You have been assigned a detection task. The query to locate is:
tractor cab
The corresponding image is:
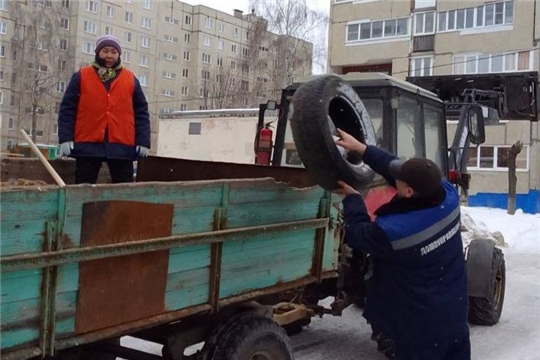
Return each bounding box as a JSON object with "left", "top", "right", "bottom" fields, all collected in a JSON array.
[{"left": 258, "top": 72, "right": 486, "bottom": 190}]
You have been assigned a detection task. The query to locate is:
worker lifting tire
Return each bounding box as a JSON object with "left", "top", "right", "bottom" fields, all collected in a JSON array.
[
  {"left": 201, "top": 314, "right": 293, "bottom": 360},
  {"left": 467, "top": 243, "right": 506, "bottom": 325},
  {"left": 290, "top": 75, "right": 377, "bottom": 191}
]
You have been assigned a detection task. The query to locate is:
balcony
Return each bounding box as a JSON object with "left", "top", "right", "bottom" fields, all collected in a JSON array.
[{"left": 413, "top": 35, "right": 435, "bottom": 52}]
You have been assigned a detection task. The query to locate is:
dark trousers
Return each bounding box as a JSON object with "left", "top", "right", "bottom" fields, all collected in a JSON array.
[{"left": 75, "top": 157, "right": 134, "bottom": 184}]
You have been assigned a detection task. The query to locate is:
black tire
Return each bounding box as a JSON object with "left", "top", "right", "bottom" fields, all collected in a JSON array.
[
  {"left": 202, "top": 315, "right": 293, "bottom": 360},
  {"left": 290, "top": 75, "right": 376, "bottom": 191},
  {"left": 468, "top": 247, "right": 506, "bottom": 325}
]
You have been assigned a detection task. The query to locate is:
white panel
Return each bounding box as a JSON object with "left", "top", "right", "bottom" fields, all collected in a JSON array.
[{"left": 415, "top": 0, "right": 436, "bottom": 9}]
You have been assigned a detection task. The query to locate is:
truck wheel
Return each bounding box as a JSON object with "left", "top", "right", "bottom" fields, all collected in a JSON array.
[
  {"left": 468, "top": 246, "right": 506, "bottom": 325},
  {"left": 202, "top": 315, "right": 293, "bottom": 360},
  {"left": 290, "top": 75, "right": 376, "bottom": 191}
]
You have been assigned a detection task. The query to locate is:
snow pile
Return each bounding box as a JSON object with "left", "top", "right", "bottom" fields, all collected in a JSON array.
[{"left": 461, "top": 206, "right": 540, "bottom": 252}]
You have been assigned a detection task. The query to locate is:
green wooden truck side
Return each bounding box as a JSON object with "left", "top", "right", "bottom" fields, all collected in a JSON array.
[{"left": 1, "top": 159, "right": 340, "bottom": 360}]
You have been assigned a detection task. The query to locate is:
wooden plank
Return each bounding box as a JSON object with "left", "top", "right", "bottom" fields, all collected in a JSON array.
[
  {"left": 64, "top": 183, "right": 223, "bottom": 217},
  {"left": 0, "top": 219, "right": 47, "bottom": 256},
  {"left": 165, "top": 267, "right": 210, "bottom": 292},
  {"left": 0, "top": 326, "right": 39, "bottom": 350},
  {"left": 1, "top": 269, "right": 42, "bottom": 303},
  {"left": 221, "top": 247, "right": 313, "bottom": 276},
  {"left": 221, "top": 230, "right": 315, "bottom": 256},
  {"left": 168, "top": 245, "right": 211, "bottom": 274},
  {"left": 0, "top": 189, "right": 59, "bottom": 222},
  {"left": 228, "top": 180, "right": 324, "bottom": 204},
  {"left": 165, "top": 284, "right": 210, "bottom": 311},
  {"left": 226, "top": 198, "right": 321, "bottom": 228},
  {"left": 220, "top": 261, "right": 312, "bottom": 298},
  {"left": 76, "top": 201, "right": 173, "bottom": 334},
  {"left": 56, "top": 264, "right": 79, "bottom": 294}
]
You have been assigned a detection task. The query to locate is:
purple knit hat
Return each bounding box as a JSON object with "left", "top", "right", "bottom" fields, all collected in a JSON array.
[{"left": 95, "top": 35, "right": 122, "bottom": 55}]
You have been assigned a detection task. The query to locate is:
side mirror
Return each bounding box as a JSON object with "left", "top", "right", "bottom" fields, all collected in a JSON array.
[{"left": 468, "top": 105, "right": 485, "bottom": 145}]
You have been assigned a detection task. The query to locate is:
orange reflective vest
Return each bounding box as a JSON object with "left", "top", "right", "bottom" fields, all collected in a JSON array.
[{"left": 75, "top": 66, "right": 135, "bottom": 146}]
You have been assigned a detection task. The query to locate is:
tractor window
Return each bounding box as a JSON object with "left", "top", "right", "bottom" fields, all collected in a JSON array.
[
  {"left": 424, "top": 106, "right": 444, "bottom": 169},
  {"left": 396, "top": 96, "right": 422, "bottom": 159},
  {"left": 362, "top": 99, "right": 384, "bottom": 149}
]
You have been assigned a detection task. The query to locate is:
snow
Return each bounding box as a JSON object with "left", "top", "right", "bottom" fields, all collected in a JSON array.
[{"left": 121, "top": 206, "right": 540, "bottom": 359}]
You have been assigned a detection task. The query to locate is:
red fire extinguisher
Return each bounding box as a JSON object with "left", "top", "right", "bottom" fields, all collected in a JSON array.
[{"left": 255, "top": 123, "right": 273, "bottom": 165}]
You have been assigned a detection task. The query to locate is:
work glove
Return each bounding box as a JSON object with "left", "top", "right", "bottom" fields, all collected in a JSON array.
[
  {"left": 59, "top": 141, "right": 74, "bottom": 157},
  {"left": 136, "top": 145, "right": 149, "bottom": 158}
]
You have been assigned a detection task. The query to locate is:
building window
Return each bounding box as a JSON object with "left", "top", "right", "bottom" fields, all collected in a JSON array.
[
  {"left": 85, "top": 0, "right": 97, "bottom": 13},
  {"left": 410, "top": 57, "right": 433, "bottom": 76},
  {"left": 346, "top": 17, "right": 409, "bottom": 42},
  {"left": 58, "top": 60, "right": 67, "bottom": 71},
  {"left": 141, "top": 17, "right": 151, "bottom": 29},
  {"left": 205, "top": 17, "right": 213, "bottom": 28},
  {"left": 202, "top": 53, "right": 211, "bottom": 64},
  {"left": 105, "top": 26, "right": 113, "bottom": 35},
  {"left": 59, "top": 39, "right": 68, "bottom": 51},
  {"left": 163, "top": 53, "right": 177, "bottom": 61},
  {"left": 7, "top": 139, "right": 14, "bottom": 150},
  {"left": 142, "top": 0, "right": 152, "bottom": 10},
  {"left": 203, "top": 35, "right": 211, "bottom": 46},
  {"left": 140, "top": 36, "right": 150, "bottom": 48},
  {"left": 0, "top": 44, "right": 5, "bottom": 57},
  {"left": 84, "top": 21, "right": 97, "bottom": 34},
  {"left": 453, "top": 51, "right": 531, "bottom": 74},
  {"left": 242, "top": 47, "right": 250, "bottom": 57},
  {"left": 162, "top": 71, "right": 176, "bottom": 79},
  {"left": 0, "top": 68, "right": 3, "bottom": 81},
  {"left": 182, "top": 69, "right": 189, "bottom": 78},
  {"left": 164, "top": 34, "right": 178, "bottom": 43},
  {"left": 181, "top": 86, "right": 188, "bottom": 96},
  {"left": 83, "top": 41, "right": 96, "bottom": 54},
  {"left": 183, "top": 51, "right": 190, "bottom": 61},
  {"left": 218, "top": 40, "right": 224, "bottom": 50},
  {"left": 53, "top": 124, "right": 58, "bottom": 135},
  {"left": 189, "top": 122, "right": 201, "bottom": 135},
  {"left": 0, "top": 0, "right": 8, "bottom": 11},
  {"left": 231, "top": 60, "right": 236, "bottom": 69},
  {"left": 139, "top": 55, "right": 149, "bottom": 67},
  {"left": 219, "top": 22, "right": 225, "bottom": 32},
  {"left": 180, "top": 104, "right": 187, "bottom": 111},
  {"left": 60, "top": 18, "right": 69, "bottom": 30},
  {"left": 165, "top": 16, "right": 179, "bottom": 25},
  {"left": 414, "top": 11, "right": 435, "bottom": 35},
  {"left": 231, "top": 44, "right": 237, "bottom": 53},
  {"left": 61, "top": 0, "right": 69, "bottom": 8},
  {"left": 202, "top": 70, "right": 210, "bottom": 80},
  {"left": 56, "top": 81, "right": 66, "bottom": 92},
  {"left": 8, "top": 116, "right": 15, "bottom": 129},
  {"left": 107, "top": 5, "right": 114, "bottom": 17},
  {"left": 184, "top": 33, "right": 191, "bottom": 43},
  {"left": 0, "top": 21, "right": 6, "bottom": 34},
  {"left": 124, "top": 31, "right": 132, "bottom": 43},
  {"left": 161, "top": 89, "right": 175, "bottom": 97},
  {"left": 242, "top": 64, "right": 249, "bottom": 74},
  {"left": 138, "top": 74, "right": 148, "bottom": 87},
  {"left": 467, "top": 145, "right": 529, "bottom": 171},
  {"left": 217, "top": 56, "right": 223, "bottom": 66},
  {"left": 185, "top": 15, "right": 192, "bottom": 26},
  {"left": 233, "top": 27, "right": 239, "bottom": 37},
  {"left": 438, "top": 1, "right": 513, "bottom": 32},
  {"left": 123, "top": 50, "right": 131, "bottom": 63},
  {"left": 125, "top": 12, "right": 133, "bottom": 23}
]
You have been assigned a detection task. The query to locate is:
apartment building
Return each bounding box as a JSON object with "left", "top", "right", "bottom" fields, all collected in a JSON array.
[
  {"left": 0, "top": 0, "right": 312, "bottom": 155},
  {"left": 329, "top": 0, "right": 539, "bottom": 213}
]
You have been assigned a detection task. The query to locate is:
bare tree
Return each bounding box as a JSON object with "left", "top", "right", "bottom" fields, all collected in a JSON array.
[
  {"left": 507, "top": 140, "right": 523, "bottom": 215},
  {"left": 249, "top": 0, "right": 328, "bottom": 87},
  {"left": 10, "top": 0, "right": 70, "bottom": 148}
]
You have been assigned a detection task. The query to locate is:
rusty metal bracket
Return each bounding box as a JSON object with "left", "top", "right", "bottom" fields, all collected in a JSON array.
[
  {"left": 209, "top": 184, "right": 229, "bottom": 314},
  {"left": 311, "top": 195, "right": 331, "bottom": 282},
  {"left": 273, "top": 302, "right": 314, "bottom": 326}
]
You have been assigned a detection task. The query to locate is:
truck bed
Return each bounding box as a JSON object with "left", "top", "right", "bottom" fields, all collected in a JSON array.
[{"left": 0, "top": 157, "right": 339, "bottom": 359}]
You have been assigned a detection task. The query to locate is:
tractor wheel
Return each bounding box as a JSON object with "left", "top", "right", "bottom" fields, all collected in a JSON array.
[
  {"left": 202, "top": 315, "right": 293, "bottom": 360},
  {"left": 468, "top": 246, "right": 506, "bottom": 325},
  {"left": 290, "top": 75, "right": 376, "bottom": 191}
]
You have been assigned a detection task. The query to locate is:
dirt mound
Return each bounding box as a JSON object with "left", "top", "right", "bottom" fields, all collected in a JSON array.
[{"left": 0, "top": 178, "right": 51, "bottom": 187}]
